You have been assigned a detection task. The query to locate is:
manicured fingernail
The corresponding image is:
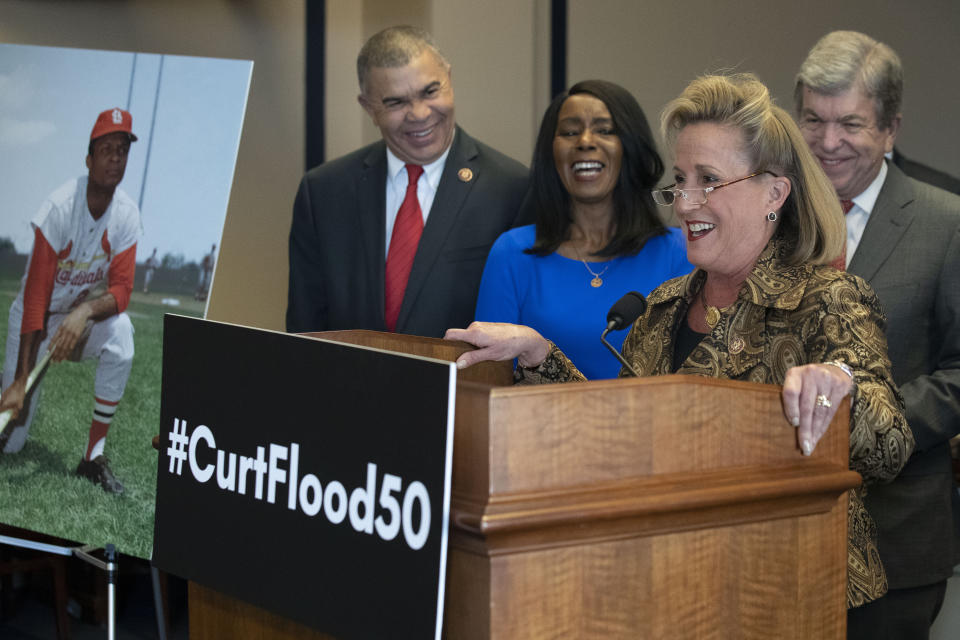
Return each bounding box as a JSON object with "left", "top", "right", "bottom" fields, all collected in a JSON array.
[
  {"left": 790, "top": 416, "right": 800, "bottom": 427},
  {"left": 456, "top": 359, "right": 467, "bottom": 369},
  {"left": 802, "top": 439, "right": 813, "bottom": 456}
]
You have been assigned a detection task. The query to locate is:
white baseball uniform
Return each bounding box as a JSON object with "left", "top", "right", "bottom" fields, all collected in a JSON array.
[{"left": 2, "top": 176, "right": 141, "bottom": 453}]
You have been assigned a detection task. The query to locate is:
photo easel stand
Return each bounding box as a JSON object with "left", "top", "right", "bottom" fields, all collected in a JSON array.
[{"left": 0, "top": 533, "right": 132, "bottom": 640}]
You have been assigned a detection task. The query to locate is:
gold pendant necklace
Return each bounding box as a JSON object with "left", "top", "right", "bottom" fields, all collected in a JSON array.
[
  {"left": 573, "top": 247, "right": 612, "bottom": 288},
  {"left": 700, "top": 289, "right": 727, "bottom": 329}
]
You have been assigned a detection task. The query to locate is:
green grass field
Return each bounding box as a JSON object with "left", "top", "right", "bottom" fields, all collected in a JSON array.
[{"left": 0, "top": 278, "right": 204, "bottom": 559}]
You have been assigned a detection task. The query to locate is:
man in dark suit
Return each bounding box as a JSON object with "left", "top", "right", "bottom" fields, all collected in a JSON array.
[
  {"left": 796, "top": 30, "right": 960, "bottom": 639},
  {"left": 287, "top": 25, "right": 529, "bottom": 337}
]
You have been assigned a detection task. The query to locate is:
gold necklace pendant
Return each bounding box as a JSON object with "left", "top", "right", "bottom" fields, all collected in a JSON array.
[
  {"left": 704, "top": 305, "right": 721, "bottom": 328},
  {"left": 700, "top": 288, "right": 726, "bottom": 329},
  {"left": 573, "top": 246, "right": 612, "bottom": 288}
]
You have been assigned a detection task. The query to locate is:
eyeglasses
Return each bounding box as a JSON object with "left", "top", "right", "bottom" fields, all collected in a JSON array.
[{"left": 651, "top": 170, "right": 776, "bottom": 206}]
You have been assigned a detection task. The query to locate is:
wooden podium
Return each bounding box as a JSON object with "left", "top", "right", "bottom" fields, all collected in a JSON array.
[{"left": 187, "top": 330, "right": 858, "bottom": 639}]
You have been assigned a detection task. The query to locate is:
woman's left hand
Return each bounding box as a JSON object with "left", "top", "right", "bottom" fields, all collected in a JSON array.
[
  {"left": 444, "top": 322, "right": 551, "bottom": 370},
  {"left": 781, "top": 363, "right": 854, "bottom": 456}
]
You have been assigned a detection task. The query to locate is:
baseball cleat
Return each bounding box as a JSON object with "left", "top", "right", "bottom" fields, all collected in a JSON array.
[{"left": 76, "top": 455, "right": 125, "bottom": 495}]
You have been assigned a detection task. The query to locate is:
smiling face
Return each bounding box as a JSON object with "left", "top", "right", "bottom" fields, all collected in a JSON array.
[
  {"left": 671, "top": 122, "right": 786, "bottom": 281},
  {"left": 552, "top": 94, "right": 623, "bottom": 209},
  {"left": 798, "top": 85, "right": 898, "bottom": 200},
  {"left": 358, "top": 49, "right": 456, "bottom": 165},
  {"left": 85, "top": 131, "right": 131, "bottom": 191}
]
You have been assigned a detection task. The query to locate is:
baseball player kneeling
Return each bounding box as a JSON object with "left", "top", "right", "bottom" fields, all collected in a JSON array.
[{"left": 0, "top": 108, "right": 141, "bottom": 495}]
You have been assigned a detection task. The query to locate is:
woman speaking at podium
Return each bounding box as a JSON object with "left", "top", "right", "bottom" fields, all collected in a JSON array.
[{"left": 446, "top": 73, "right": 913, "bottom": 610}]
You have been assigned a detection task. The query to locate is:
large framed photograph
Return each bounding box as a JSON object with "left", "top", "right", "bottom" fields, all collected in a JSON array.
[{"left": 0, "top": 43, "right": 252, "bottom": 559}]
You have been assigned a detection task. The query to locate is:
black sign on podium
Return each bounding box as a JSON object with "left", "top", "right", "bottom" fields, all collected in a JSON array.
[{"left": 153, "top": 316, "right": 456, "bottom": 640}]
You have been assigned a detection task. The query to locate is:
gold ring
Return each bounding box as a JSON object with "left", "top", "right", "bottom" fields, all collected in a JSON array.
[{"left": 815, "top": 394, "right": 832, "bottom": 409}]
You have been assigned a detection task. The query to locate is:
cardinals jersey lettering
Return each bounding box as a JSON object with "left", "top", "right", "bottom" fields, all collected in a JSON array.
[{"left": 14, "top": 176, "right": 142, "bottom": 320}]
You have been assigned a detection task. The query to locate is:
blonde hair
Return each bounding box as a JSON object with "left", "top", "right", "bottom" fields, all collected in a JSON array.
[{"left": 661, "top": 73, "right": 844, "bottom": 265}]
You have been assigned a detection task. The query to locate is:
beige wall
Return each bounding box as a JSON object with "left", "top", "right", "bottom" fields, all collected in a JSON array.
[
  {"left": 568, "top": 0, "right": 960, "bottom": 177},
  {"left": 4, "top": 0, "right": 957, "bottom": 332},
  {"left": 325, "top": 0, "right": 432, "bottom": 158},
  {"left": 0, "top": 0, "right": 305, "bottom": 331},
  {"left": 324, "top": 1, "right": 366, "bottom": 177},
  {"left": 325, "top": 0, "right": 544, "bottom": 165}
]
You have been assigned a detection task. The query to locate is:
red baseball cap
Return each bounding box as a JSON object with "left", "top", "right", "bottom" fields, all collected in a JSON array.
[{"left": 90, "top": 108, "right": 138, "bottom": 142}]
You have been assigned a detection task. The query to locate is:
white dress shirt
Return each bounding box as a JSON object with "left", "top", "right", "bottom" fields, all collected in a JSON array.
[
  {"left": 844, "top": 159, "right": 889, "bottom": 267},
  {"left": 383, "top": 136, "right": 453, "bottom": 258}
]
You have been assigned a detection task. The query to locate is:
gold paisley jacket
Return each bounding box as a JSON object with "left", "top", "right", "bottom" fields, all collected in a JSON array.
[{"left": 520, "top": 238, "right": 914, "bottom": 608}]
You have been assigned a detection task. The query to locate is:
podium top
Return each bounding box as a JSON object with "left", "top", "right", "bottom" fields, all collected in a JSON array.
[{"left": 300, "top": 329, "right": 514, "bottom": 386}]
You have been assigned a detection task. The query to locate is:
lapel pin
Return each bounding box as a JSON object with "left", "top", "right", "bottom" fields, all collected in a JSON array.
[
  {"left": 729, "top": 336, "right": 745, "bottom": 355},
  {"left": 458, "top": 167, "right": 474, "bottom": 182}
]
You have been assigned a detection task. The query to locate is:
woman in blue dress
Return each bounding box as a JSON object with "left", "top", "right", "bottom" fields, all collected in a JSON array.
[{"left": 475, "top": 80, "right": 692, "bottom": 378}]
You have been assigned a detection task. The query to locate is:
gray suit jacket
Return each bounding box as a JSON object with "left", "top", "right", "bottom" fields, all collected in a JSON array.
[
  {"left": 849, "top": 161, "right": 960, "bottom": 588},
  {"left": 286, "top": 127, "right": 530, "bottom": 338}
]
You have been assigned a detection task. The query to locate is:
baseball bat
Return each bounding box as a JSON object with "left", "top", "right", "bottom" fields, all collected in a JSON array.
[{"left": 0, "top": 349, "right": 54, "bottom": 436}]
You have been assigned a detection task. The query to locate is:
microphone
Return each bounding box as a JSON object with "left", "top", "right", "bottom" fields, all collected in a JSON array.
[{"left": 601, "top": 292, "right": 646, "bottom": 377}]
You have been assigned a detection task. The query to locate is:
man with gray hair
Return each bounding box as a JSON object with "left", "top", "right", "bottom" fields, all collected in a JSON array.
[
  {"left": 796, "top": 29, "right": 960, "bottom": 639},
  {"left": 287, "top": 25, "right": 529, "bottom": 337}
]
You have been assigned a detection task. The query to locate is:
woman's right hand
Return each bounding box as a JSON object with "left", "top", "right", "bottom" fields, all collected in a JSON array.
[{"left": 444, "top": 322, "right": 551, "bottom": 370}]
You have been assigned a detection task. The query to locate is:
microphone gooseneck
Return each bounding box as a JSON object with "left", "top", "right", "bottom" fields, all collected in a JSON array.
[{"left": 601, "top": 292, "right": 647, "bottom": 377}]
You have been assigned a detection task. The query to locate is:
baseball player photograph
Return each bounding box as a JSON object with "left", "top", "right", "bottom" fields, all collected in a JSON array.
[
  {"left": 0, "top": 108, "right": 140, "bottom": 495},
  {"left": 0, "top": 43, "right": 252, "bottom": 559}
]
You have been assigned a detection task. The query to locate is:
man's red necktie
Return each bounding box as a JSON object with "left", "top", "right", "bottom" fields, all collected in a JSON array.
[
  {"left": 829, "top": 199, "right": 855, "bottom": 271},
  {"left": 384, "top": 164, "right": 424, "bottom": 332}
]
